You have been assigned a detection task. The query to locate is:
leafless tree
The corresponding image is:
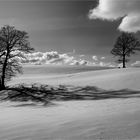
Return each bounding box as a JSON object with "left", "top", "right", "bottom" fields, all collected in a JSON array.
[
  {"left": 111, "top": 32, "right": 140, "bottom": 68},
  {"left": 0, "top": 25, "right": 34, "bottom": 89}
]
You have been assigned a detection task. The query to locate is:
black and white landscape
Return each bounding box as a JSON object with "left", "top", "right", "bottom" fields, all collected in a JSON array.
[{"left": 0, "top": 0, "right": 140, "bottom": 140}]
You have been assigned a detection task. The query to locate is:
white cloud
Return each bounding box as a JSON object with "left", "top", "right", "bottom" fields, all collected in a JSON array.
[
  {"left": 101, "top": 56, "right": 105, "bottom": 60},
  {"left": 98, "top": 62, "right": 105, "bottom": 67},
  {"left": 131, "top": 61, "right": 140, "bottom": 67},
  {"left": 16, "top": 51, "right": 91, "bottom": 66},
  {"left": 92, "top": 61, "right": 115, "bottom": 67},
  {"left": 79, "top": 54, "right": 85, "bottom": 57},
  {"left": 70, "top": 59, "right": 89, "bottom": 66},
  {"left": 92, "top": 55, "right": 98, "bottom": 61},
  {"left": 23, "top": 51, "right": 74, "bottom": 65},
  {"left": 15, "top": 51, "right": 115, "bottom": 67},
  {"left": 89, "top": 0, "right": 140, "bottom": 32},
  {"left": 98, "top": 62, "right": 114, "bottom": 67}
]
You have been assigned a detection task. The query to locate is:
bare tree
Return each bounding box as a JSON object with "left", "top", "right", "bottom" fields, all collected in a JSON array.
[
  {"left": 0, "top": 25, "right": 34, "bottom": 89},
  {"left": 111, "top": 32, "right": 140, "bottom": 68}
]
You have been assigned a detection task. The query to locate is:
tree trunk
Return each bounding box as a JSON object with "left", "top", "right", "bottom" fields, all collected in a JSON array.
[
  {"left": 122, "top": 45, "right": 126, "bottom": 68},
  {"left": 122, "top": 54, "right": 126, "bottom": 68},
  {"left": 1, "top": 50, "right": 9, "bottom": 90},
  {"left": 0, "top": 78, "right": 2, "bottom": 90},
  {"left": 1, "top": 64, "right": 6, "bottom": 89}
]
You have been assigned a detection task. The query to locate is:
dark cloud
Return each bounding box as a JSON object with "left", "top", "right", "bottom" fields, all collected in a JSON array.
[{"left": 89, "top": 0, "right": 140, "bottom": 32}]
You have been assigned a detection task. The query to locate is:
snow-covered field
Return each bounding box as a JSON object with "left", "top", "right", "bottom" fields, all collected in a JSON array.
[
  {"left": 1, "top": 67, "right": 140, "bottom": 140},
  {"left": 10, "top": 67, "right": 140, "bottom": 90},
  {"left": 0, "top": 98, "right": 140, "bottom": 140}
]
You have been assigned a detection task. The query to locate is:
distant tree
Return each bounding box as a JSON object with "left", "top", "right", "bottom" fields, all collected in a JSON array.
[
  {"left": 0, "top": 25, "right": 34, "bottom": 89},
  {"left": 111, "top": 32, "right": 140, "bottom": 68}
]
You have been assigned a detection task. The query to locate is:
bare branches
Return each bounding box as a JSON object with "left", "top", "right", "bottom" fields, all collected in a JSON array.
[
  {"left": 111, "top": 32, "right": 140, "bottom": 68},
  {"left": 0, "top": 25, "right": 34, "bottom": 89}
]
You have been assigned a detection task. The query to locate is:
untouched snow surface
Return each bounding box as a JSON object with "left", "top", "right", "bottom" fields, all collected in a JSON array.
[
  {"left": 0, "top": 99, "right": 140, "bottom": 140},
  {"left": 10, "top": 68, "right": 140, "bottom": 90},
  {"left": 1, "top": 68, "right": 140, "bottom": 140}
]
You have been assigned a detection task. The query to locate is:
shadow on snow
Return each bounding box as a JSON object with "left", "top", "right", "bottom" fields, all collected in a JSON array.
[{"left": 0, "top": 83, "right": 140, "bottom": 106}]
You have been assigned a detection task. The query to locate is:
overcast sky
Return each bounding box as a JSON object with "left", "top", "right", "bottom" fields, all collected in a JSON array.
[{"left": 0, "top": 0, "right": 140, "bottom": 66}]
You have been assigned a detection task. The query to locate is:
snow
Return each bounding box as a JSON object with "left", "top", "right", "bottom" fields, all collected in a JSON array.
[
  {"left": 0, "top": 99, "right": 140, "bottom": 140},
  {"left": 10, "top": 68, "right": 140, "bottom": 90},
  {"left": 1, "top": 67, "right": 140, "bottom": 140}
]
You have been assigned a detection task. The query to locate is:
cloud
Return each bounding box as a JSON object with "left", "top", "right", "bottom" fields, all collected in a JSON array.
[
  {"left": 92, "top": 55, "right": 98, "bottom": 61},
  {"left": 70, "top": 59, "right": 89, "bottom": 66},
  {"left": 131, "top": 61, "right": 140, "bottom": 67},
  {"left": 17, "top": 51, "right": 91, "bottom": 66},
  {"left": 92, "top": 55, "right": 107, "bottom": 61},
  {"left": 92, "top": 58, "right": 115, "bottom": 67},
  {"left": 15, "top": 51, "right": 115, "bottom": 67},
  {"left": 101, "top": 56, "right": 105, "bottom": 60},
  {"left": 98, "top": 62, "right": 114, "bottom": 67},
  {"left": 92, "top": 55, "right": 114, "bottom": 67},
  {"left": 23, "top": 51, "right": 74, "bottom": 65},
  {"left": 89, "top": 0, "right": 140, "bottom": 32},
  {"left": 79, "top": 55, "right": 85, "bottom": 57}
]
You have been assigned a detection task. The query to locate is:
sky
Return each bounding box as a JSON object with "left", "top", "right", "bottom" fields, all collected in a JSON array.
[{"left": 0, "top": 0, "right": 140, "bottom": 67}]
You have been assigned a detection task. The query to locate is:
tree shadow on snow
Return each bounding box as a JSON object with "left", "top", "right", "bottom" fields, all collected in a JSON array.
[{"left": 0, "top": 84, "right": 140, "bottom": 106}]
